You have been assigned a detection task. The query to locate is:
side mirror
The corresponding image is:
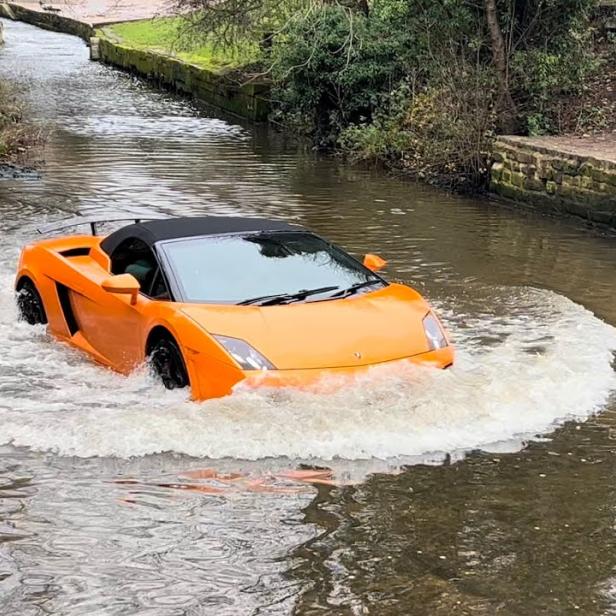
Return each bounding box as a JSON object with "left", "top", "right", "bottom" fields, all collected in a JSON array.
[
  {"left": 363, "top": 253, "right": 387, "bottom": 272},
  {"left": 102, "top": 273, "right": 140, "bottom": 305}
]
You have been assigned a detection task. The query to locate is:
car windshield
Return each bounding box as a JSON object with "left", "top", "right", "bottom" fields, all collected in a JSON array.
[{"left": 159, "top": 231, "right": 383, "bottom": 304}]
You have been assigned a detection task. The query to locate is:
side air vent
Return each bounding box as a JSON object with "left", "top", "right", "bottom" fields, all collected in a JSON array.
[
  {"left": 55, "top": 283, "right": 79, "bottom": 336},
  {"left": 59, "top": 247, "right": 91, "bottom": 258}
]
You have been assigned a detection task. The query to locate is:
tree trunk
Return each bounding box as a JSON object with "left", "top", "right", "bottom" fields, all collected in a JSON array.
[
  {"left": 357, "top": 0, "right": 369, "bottom": 17},
  {"left": 484, "top": 0, "right": 517, "bottom": 133}
]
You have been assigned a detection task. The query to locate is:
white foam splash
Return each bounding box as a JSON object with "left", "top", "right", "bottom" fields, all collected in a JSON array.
[{"left": 1, "top": 258, "right": 615, "bottom": 461}]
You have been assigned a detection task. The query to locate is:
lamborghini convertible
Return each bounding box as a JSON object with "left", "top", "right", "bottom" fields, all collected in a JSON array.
[{"left": 15, "top": 215, "right": 454, "bottom": 400}]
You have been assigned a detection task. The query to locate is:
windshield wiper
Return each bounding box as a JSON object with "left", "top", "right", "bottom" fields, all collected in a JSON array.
[
  {"left": 238, "top": 286, "right": 340, "bottom": 306},
  {"left": 328, "top": 279, "right": 383, "bottom": 299}
]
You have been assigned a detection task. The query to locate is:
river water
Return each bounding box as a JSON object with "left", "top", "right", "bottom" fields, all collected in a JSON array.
[{"left": 0, "top": 19, "right": 615, "bottom": 616}]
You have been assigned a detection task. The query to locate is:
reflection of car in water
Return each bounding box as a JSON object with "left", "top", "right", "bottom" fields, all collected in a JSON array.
[{"left": 15, "top": 215, "right": 454, "bottom": 400}]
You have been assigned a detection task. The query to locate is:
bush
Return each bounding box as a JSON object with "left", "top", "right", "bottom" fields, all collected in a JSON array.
[
  {"left": 177, "top": 0, "right": 605, "bottom": 188},
  {"left": 510, "top": 23, "right": 600, "bottom": 134},
  {"left": 270, "top": 5, "right": 415, "bottom": 147},
  {"left": 340, "top": 66, "right": 497, "bottom": 189}
]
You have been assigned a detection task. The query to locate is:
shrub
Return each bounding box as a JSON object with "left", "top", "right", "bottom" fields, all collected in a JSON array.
[
  {"left": 340, "top": 65, "right": 497, "bottom": 189},
  {"left": 510, "top": 25, "right": 600, "bottom": 134},
  {"left": 172, "top": 0, "right": 606, "bottom": 187},
  {"left": 270, "top": 4, "right": 415, "bottom": 147}
]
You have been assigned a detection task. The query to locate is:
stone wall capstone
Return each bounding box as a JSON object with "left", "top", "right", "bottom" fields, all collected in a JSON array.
[{"left": 490, "top": 137, "right": 616, "bottom": 227}]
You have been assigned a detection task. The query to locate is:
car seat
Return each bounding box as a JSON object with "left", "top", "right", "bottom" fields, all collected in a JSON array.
[{"left": 124, "top": 258, "right": 155, "bottom": 289}]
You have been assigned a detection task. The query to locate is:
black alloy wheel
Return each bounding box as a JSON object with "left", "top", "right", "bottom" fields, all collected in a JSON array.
[
  {"left": 149, "top": 336, "right": 189, "bottom": 390},
  {"left": 17, "top": 279, "right": 47, "bottom": 325}
]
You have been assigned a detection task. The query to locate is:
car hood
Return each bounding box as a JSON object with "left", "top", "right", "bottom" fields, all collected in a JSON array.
[{"left": 180, "top": 283, "right": 434, "bottom": 370}]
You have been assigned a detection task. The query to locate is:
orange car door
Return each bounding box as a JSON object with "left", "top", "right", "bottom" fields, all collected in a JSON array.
[{"left": 69, "top": 285, "right": 147, "bottom": 373}]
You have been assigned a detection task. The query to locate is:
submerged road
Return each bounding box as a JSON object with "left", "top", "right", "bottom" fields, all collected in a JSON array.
[{"left": 0, "top": 19, "right": 616, "bottom": 616}]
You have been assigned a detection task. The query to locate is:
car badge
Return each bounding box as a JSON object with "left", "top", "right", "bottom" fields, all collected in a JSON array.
[{"left": 354, "top": 351, "right": 362, "bottom": 360}]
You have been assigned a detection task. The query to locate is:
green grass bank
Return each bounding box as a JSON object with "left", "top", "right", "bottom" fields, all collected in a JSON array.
[
  {"left": 102, "top": 18, "right": 259, "bottom": 73},
  {"left": 95, "top": 18, "right": 269, "bottom": 121}
]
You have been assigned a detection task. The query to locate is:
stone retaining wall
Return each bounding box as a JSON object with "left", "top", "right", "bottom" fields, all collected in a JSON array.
[
  {"left": 0, "top": 3, "right": 271, "bottom": 122},
  {"left": 0, "top": 2, "right": 93, "bottom": 40},
  {"left": 97, "top": 38, "right": 270, "bottom": 122},
  {"left": 490, "top": 137, "right": 616, "bottom": 227}
]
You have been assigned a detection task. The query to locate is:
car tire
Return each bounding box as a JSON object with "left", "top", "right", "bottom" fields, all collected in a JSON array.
[
  {"left": 149, "top": 335, "right": 189, "bottom": 390},
  {"left": 16, "top": 279, "right": 48, "bottom": 325}
]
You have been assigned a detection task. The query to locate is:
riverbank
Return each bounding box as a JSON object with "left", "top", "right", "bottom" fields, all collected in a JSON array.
[
  {"left": 0, "top": 77, "right": 42, "bottom": 173},
  {"left": 0, "top": 1, "right": 93, "bottom": 39},
  {"left": 0, "top": 0, "right": 169, "bottom": 39},
  {"left": 0, "top": 1, "right": 614, "bottom": 226},
  {"left": 96, "top": 19, "right": 269, "bottom": 121},
  {"left": 0, "top": 2, "right": 271, "bottom": 121},
  {"left": 490, "top": 135, "right": 616, "bottom": 226}
]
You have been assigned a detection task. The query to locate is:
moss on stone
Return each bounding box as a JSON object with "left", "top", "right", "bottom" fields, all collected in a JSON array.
[
  {"left": 97, "top": 38, "right": 270, "bottom": 122},
  {"left": 511, "top": 171, "right": 526, "bottom": 188},
  {"left": 490, "top": 138, "right": 616, "bottom": 227},
  {"left": 545, "top": 180, "right": 557, "bottom": 195},
  {"left": 524, "top": 177, "right": 545, "bottom": 192}
]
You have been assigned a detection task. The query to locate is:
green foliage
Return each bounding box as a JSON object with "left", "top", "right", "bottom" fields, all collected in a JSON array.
[
  {"left": 166, "top": 0, "right": 605, "bottom": 187},
  {"left": 496, "top": 0, "right": 597, "bottom": 47},
  {"left": 340, "top": 67, "right": 497, "bottom": 188},
  {"left": 509, "top": 14, "right": 600, "bottom": 134},
  {"left": 270, "top": 5, "right": 414, "bottom": 146}
]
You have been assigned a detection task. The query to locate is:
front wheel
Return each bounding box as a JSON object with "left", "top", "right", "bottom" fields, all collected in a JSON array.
[
  {"left": 16, "top": 279, "right": 47, "bottom": 325},
  {"left": 149, "top": 336, "right": 189, "bottom": 390}
]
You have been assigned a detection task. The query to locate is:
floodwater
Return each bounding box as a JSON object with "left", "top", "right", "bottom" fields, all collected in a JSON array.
[{"left": 0, "top": 19, "right": 615, "bottom": 616}]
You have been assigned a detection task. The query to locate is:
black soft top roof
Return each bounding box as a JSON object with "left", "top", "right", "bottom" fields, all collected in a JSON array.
[{"left": 100, "top": 216, "right": 304, "bottom": 255}]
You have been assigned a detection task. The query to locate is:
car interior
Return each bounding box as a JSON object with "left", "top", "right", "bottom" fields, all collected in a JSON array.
[{"left": 109, "top": 238, "right": 170, "bottom": 300}]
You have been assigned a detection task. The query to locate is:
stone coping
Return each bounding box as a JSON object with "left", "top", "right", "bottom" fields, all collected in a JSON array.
[
  {"left": 496, "top": 135, "right": 616, "bottom": 168},
  {"left": 490, "top": 136, "right": 616, "bottom": 227}
]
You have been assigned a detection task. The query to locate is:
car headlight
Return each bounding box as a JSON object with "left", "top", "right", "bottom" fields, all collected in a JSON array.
[
  {"left": 423, "top": 312, "right": 448, "bottom": 350},
  {"left": 213, "top": 335, "right": 276, "bottom": 371}
]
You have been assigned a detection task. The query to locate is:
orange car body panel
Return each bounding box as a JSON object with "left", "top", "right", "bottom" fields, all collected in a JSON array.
[{"left": 16, "top": 234, "right": 454, "bottom": 400}]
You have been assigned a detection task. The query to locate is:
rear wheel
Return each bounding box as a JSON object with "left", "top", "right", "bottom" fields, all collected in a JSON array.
[
  {"left": 16, "top": 279, "right": 47, "bottom": 325},
  {"left": 149, "top": 335, "right": 189, "bottom": 390}
]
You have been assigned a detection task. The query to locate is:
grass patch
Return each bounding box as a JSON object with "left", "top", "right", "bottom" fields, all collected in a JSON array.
[{"left": 101, "top": 17, "right": 259, "bottom": 73}]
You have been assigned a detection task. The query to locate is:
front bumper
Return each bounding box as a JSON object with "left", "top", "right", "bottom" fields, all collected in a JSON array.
[
  {"left": 188, "top": 346, "right": 454, "bottom": 401},
  {"left": 238, "top": 346, "right": 454, "bottom": 393}
]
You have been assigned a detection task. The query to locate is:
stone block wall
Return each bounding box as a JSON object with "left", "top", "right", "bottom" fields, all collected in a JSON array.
[
  {"left": 97, "top": 38, "right": 270, "bottom": 123},
  {"left": 0, "top": 3, "right": 94, "bottom": 40},
  {"left": 490, "top": 137, "right": 616, "bottom": 227}
]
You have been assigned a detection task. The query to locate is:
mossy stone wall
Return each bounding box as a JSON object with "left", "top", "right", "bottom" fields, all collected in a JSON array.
[
  {"left": 98, "top": 38, "right": 270, "bottom": 122},
  {"left": 0, "top": 3, "right": 270, "bottom": 122},
  {"left": 0, "top": 2, "right": 94, "bottom": 40},
  {"left": 490, "top": 137, "right": 616, "bottom": 227}
]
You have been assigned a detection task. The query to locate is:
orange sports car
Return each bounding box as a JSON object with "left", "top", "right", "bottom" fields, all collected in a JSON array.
[{"left": 15, "top": 215, "right": 454, "bottom": 400}]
